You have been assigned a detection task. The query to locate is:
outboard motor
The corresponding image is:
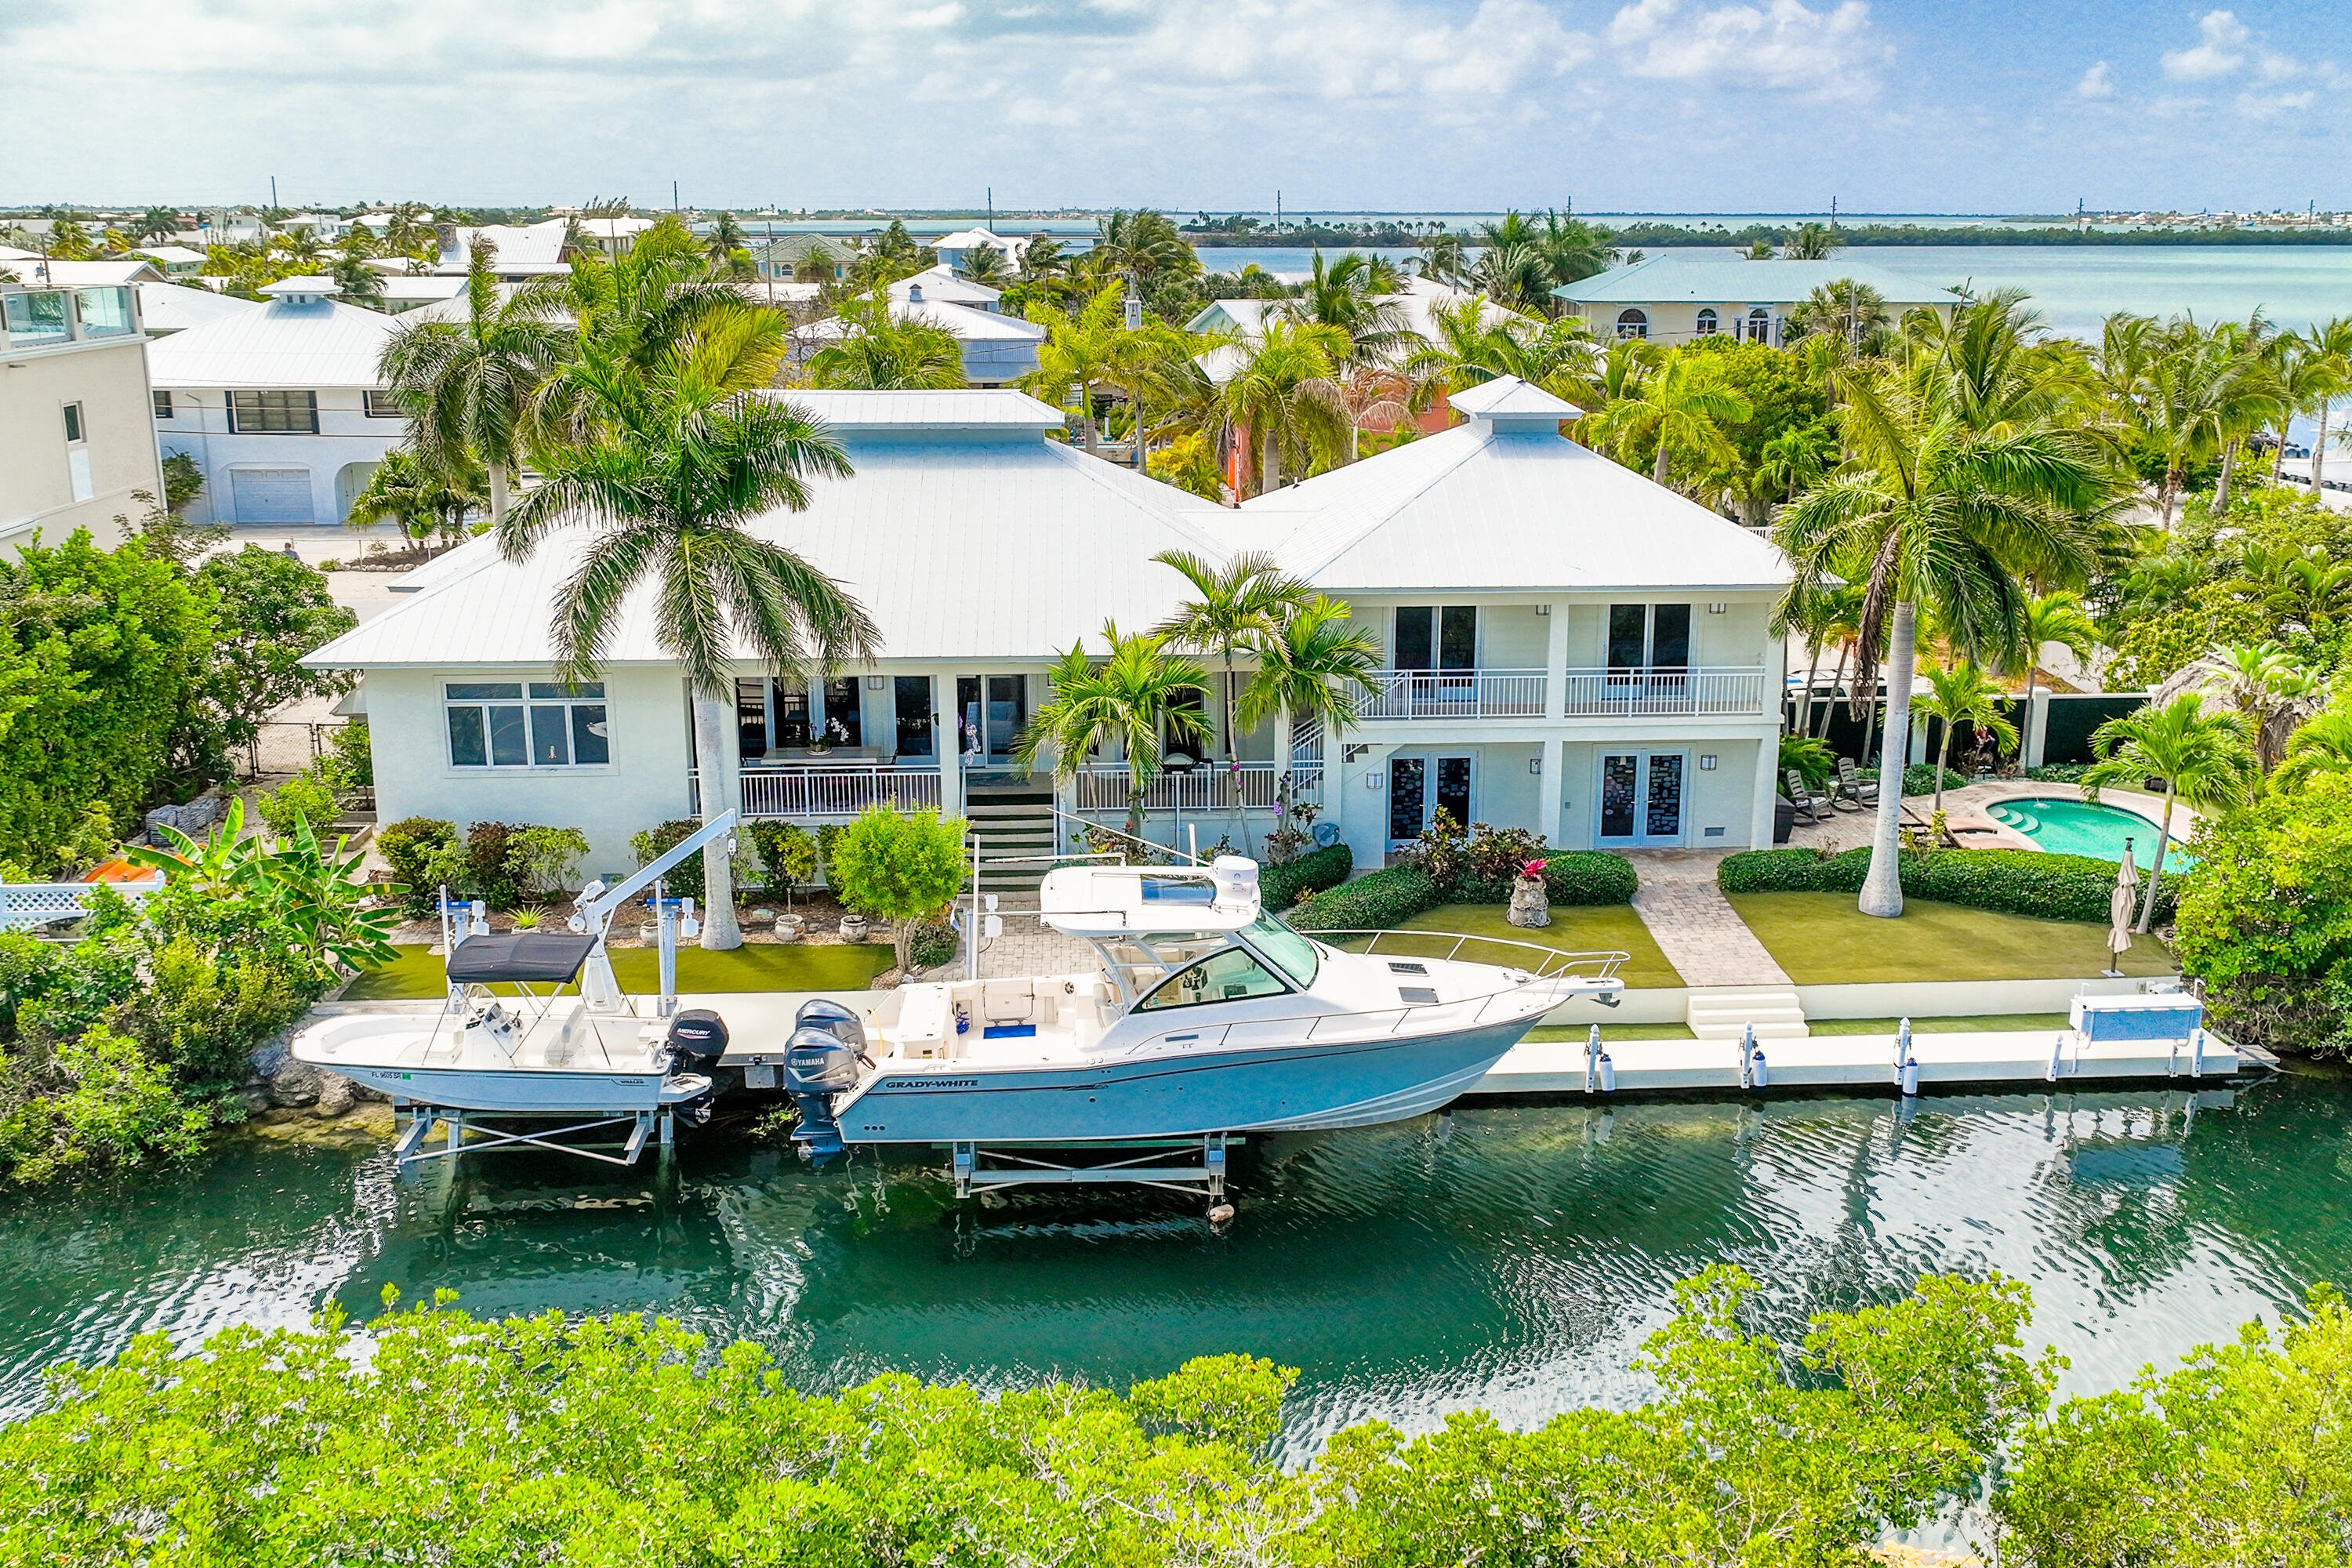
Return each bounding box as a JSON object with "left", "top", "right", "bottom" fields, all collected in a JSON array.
[
  {"left": 665, "top": 1009, "right": 728, "bottom": 1123},
  {"left": 785, "top": 1000, "right": 869, "bottom": 1157}
]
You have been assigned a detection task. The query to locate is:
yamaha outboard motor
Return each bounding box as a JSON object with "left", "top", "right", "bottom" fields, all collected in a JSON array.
[
  {"left": 785, "top": 1000, "right": 869, "bottom": 1157},
  {"left": 665, "top": 1009, "right": 728, "bottom": 1123}
]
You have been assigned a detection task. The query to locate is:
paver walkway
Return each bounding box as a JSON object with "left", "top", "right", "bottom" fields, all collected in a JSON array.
[{"left": 1618, "top": 850, "right": 1791, "bottom": 989}]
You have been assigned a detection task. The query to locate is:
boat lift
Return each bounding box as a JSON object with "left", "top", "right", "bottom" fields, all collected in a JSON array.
[
  {"left": 948, "top": 1134, "right": 1240, "bottom": 1219},
  {"left": 387, "top": 812, "right": 741, "bottom": 1170}
]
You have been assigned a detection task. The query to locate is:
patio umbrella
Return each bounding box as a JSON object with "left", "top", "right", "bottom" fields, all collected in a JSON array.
[{"left": 2105, "top": 842, "right": 2140, "bottom": 975}]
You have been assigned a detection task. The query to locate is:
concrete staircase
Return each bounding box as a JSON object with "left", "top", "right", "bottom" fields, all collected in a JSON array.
[
  {"left": 966, "top": 785, "right": 1057, "bottom": 900},
  {"left": 1686, "top": 987, "right": 1809, "bottom": 1041}
]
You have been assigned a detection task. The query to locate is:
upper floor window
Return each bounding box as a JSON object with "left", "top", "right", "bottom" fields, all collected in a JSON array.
[
  {"left": 1394, "top": 605, "right": 1476, "bottom": 671},
  {"left": 1607, "top": 603, "right": 1693, "bottom": 671},
  {"left": 445, "top": 681, "right": 609, "bottom": 768},
  {"left": 229, "top": 390, "right": 319, "bottom": 434},
  {"left": 363, "top": 389, "right": 406, "bottom": 418},
  {"left": 2, "top": 289, "right": 71, "bottom": 346},
  {"left": 62, "top": 402, "right": 85, "bottom": 443},
  {"left": 1615, "top": 308, "right": 1648, "bottom": 340},
  {"left": 153, "top": 390, "right": 174, "bottom": 420},
  {"left": 1695, "top": 308, "right": 1718, "bottom": 336},
  {"left": 74, "top": 286, "right": 135, "bottom": 339}
]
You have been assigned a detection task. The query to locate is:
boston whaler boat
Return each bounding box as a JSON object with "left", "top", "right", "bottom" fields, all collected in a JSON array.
[{"left": 780, "top": 856, "right": 1627, "bottom": 1207}]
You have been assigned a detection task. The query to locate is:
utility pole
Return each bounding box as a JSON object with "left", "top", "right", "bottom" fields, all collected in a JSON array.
[
  {"left": 673, "top": 180, "right": 679, "bottom": 214},
  {"left": 270, "top": 175, "right": 278, "bottom": 212},
  {"left": 1275, "top": 190, "right": 1282, "bottom": 232},
  {"left": 987, "top": 186, "right": 994, "bottom": 230},
  {"left": 1828, "top": 194, "right": 1837, "bottom": 228}
]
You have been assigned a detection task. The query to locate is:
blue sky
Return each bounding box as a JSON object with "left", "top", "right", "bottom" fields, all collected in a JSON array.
[{"left": 2, "top": 0, "right": 2343, "bottom": 212}]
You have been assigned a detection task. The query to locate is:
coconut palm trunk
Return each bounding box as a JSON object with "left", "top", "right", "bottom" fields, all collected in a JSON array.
[
  {"left": 2213, "top": 438, "right": 2238, "bottom": 515},
  {"left": 2135, "top": 788, "right": 2179, "bottom": 934},
  {"left": 2318, "top": 401, "right": 2333, "bottom": 492},
  {"left": 1860, "top": 600, "right": 1918, "bottom": 917},
  {"left": 487, "top": 462, "right": 511, "bottom": 530},
  {"left": 691, "top": 693, "right": 742, "bottom": 948}
]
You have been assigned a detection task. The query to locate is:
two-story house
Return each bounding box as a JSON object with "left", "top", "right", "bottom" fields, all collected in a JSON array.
[
  {"left": 1, "top": 272, "right": 166, "bottom": 557},
  {"left": 300, "top": 383, "right": 1791, "bottom": 880},
  {"left": 1554, "top": 256, "right": 1955, "bottom": 347},
  {"left": 147, "top": 276, "right": 405, "bottom": 525}
]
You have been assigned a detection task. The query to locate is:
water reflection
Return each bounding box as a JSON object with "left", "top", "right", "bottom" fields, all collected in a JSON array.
[{"left": 2, "top": 1079, "right": 2342, "bottom": 1444}]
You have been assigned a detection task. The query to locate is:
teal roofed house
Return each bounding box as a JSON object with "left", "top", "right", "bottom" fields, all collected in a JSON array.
[{"left": 1553, "top": 256, "right": 1957, "bottom": 348}]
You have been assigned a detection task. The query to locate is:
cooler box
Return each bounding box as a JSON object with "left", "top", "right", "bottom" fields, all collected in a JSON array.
[{"left": 2071, "top": 993, "right": 2203, "bottom": 1044}]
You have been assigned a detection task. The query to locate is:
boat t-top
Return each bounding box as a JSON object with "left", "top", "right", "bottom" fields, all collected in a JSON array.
[{"left": 782, "top": 857, "right": 1628, "bottom": 1171}]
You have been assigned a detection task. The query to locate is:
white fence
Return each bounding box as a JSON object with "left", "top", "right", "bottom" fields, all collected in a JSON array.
[
  {"left": 1069, "top": 761, "right": 1316, "bottom": 815},
  {"left": 695, "top": 764, "right": 946, "bottom": 820},
  {"left": 1559, "top": 666, "right": 1769, "bottom": 717},
  {"left": 1356, "top": 668, "right": 1547, "bottom": 720},
  {"left": 0, "top": 877, "right": 166, "bottom": 932}
]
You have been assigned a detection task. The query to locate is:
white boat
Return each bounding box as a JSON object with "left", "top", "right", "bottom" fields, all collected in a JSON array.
[{"left": 782, "top": 857, "right": 1627, "bottom": 1154}]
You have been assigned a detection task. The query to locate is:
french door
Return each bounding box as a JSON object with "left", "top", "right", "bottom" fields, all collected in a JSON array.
[
  {"left": 955, "top": 674, "right": 1026, "bottom": 763},
  {"left": 1388, "top": 754, "right": 1473, "bottom": 848},
  {"left": 1596, "top": 750, "right": 1686, "bottom": 847}
]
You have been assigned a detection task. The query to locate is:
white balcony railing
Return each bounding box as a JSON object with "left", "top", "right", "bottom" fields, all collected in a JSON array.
[
  {"left": 1560, "top": 666, "right": 1769, "bottom": 717},
  {"left": 1355, "top": 669, "right": 1548, "bottom": 720},
  {"left": 1069, "top": 761, "right": 1317, "bottom": 815},
  {"left": 1, "top": 877, "right": 165, "bottom": 932},
  {"left": 694, "top": 763, "right": 944, "bottom": 820}
]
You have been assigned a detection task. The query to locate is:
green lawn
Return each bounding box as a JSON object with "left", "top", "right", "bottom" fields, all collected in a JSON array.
[
  {"left": 1331, "top": 902, "right": 1683, "bottom": 989},
  {"left": 342, "top": 942, "right": 895, "bottom": 1002},
  {"left": 1806, "top": 1013, "right": 2069, "bottom": 1036},
  {"left": 1525, "top": 1022, "right": 1697, "bottom": 1042},
  {"left": 1725, "top": 891, "right": 2177, "bottom": 986}
]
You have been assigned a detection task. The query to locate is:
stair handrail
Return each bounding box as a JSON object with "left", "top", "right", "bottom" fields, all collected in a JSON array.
[{"left": 1044, "top": 805, "right": 1205, "bottom": 866}]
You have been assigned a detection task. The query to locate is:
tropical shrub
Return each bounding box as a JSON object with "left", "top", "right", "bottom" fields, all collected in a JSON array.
[
  {"left": 630, "top": 818, "right": 706, "bottom": 895},
  {"left": 745, "top": 819, "right": 818, "bottom": 904},
  {"left": 1718, "top": 844, "right": 2180, "bottom": 925},
  {"left": 0, "top": 1025, "right": 212, "bottom": 1185},
  {"left": 2024, "top": 763, "right": 2091, "bottom": 783},
  {"left": 191, "top": 546, "right": 357, "bottom": 760},
  {"left": 906, "top": 916, "right": 960, "bottom": 973},
  {"left": 329, "top": 719, "right": 373, "bottom": 789},
  {"left": 374, "top": 817, "right": 456, "bottom": 917},
  {"left": 825, "top": 804, "right": 970, "bottom": 975},
  {"left": 256, "top": 770, "right": 339, "bottom": 838},
  {"left": 506, "top": 826, "right": 590, "bottom": 901},
  {"left": 1534, "top": 852, "right": 1642, "bottom": 907},
  {"left": 1901, "top": 764, "right": 1969, "bottom": 798},
  {"left": 1287, "top": 864, "right": 1441, "bottom": 932},
  {"left": 1258, "top": 842, "right": 1352, "bottom": 909},
  {"left": 2172, "top": 770, "right": 2352, "bottom": 1057},
  {"left": 1781, "top": 732, "right": 1835, "bottom": 790}
]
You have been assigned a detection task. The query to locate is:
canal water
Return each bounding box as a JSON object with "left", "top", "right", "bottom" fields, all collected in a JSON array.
[{"left": 4, "top": 1074, "right": 2348, "bottom": 1456}]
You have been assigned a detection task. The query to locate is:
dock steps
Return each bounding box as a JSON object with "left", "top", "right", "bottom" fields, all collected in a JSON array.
[{"left": 1686, "top": 988, "right": 1809, "bottom": 1040}]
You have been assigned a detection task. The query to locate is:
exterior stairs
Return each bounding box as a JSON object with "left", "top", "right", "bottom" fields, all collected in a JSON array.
[
  {"left": 1686, "top": 987, "right": 1809, "bottom": 1041},
  {"left": 965, "top": 785, "right": 1057, "bottom": 899}
]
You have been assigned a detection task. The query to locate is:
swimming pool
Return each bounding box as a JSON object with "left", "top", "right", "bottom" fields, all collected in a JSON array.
[{"left": 1985, "top": 796, "right": 2194, "bottom": 870}]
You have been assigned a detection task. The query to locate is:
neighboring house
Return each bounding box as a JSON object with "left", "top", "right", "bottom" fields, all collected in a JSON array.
[
  {"left": 1, "top": 273, "right": 166, "bottom": 557},
  {"left": 793, "top": 268, "right": 1045, "bottom": 387},
  {"left": 135, "top": 281, "right": 260, "bottom": 337},
  {"left": 301, "top": 382, "right": 1791, "bottom": 877},
  {"left": 131, "top": 245, "right": 207, "bottom": 278},
  {"left": 147, "top": 276, "right": 405, "bottom": 526},
  {"left": 1553, "top": 256, "right": 1956, "bottom": 347},
  {"left": 2, "top": 258, "right": 165, "bottom": 289},
  {"left": 931, "top": 228, "right": 1024, "bottom": 271},
  {"left": 377, "top": 274, "right": 472, "bottom": 314}
]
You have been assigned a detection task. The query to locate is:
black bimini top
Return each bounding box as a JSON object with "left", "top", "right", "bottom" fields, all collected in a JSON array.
[{"left": 445, "top": 932, "right": 599, "bottom": 984}]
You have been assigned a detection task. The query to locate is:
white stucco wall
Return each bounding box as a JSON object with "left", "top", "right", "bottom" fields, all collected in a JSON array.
[{"left": 154, "top": 385, "right": 408, "bottom": 525}]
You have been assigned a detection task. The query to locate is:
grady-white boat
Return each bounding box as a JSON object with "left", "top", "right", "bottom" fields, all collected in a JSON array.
[{"left": 782, "top": 857, "right": 1627, "bottom": 1156}]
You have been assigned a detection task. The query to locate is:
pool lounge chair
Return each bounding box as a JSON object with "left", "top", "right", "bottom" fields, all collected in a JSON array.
[
  {"left": 1785, "top": 769, "right": 1834, "bottom": 825},
  {"left": 1835, "top": 757, "right": 1878, "bottom": 808}
]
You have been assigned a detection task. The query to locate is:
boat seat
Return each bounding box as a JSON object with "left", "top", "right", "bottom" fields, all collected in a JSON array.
[{"left": 982, "top": 978, "right": 1040, "bottom": 1025}]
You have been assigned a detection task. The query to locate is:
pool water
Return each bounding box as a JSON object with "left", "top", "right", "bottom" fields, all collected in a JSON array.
[{"left": 1987, "top": 796, "right": 2194, "bottom": 870}]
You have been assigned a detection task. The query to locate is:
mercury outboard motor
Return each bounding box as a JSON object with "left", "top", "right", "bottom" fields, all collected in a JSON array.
[
  {"left": 785, "top": 1000, "right": 869, "bottom": 1157},
  {"left": 666, "top": 1009, "right": 728, "bottom": 1123}
]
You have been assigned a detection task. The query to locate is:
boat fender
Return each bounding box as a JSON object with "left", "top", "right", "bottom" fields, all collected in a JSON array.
[
  {"left": 1900, "top": 1055, "right": 1921, "bottom": 1097},
  {"left": 1598, "top": 1051, "right": 1616, "bottom": 1094},
  {"left": 1750, "top": 1047, "right": 1769, "bottom": 1091}
]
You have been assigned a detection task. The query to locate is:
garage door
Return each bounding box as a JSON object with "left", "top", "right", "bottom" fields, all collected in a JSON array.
[{"left": 230, "top": 467, "right": 314, "bottom": 523}]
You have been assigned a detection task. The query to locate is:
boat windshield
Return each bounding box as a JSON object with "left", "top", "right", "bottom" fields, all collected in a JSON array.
[{"left": 1242, "top": 915, "right": 1320, "bottom": 988}]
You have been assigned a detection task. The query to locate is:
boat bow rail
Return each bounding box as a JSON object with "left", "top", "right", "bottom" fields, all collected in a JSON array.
[{"left": 1301, "top": 929, "right": 1631, "bottom": 986}]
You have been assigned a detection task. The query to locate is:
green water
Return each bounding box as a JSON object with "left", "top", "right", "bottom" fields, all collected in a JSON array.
[{"left": 5, "top": 1076, "right": 2349, "bottom": 1458}]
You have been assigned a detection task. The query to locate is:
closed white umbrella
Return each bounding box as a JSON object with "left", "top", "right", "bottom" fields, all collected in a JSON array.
[{"left": 2105, "top": 840, "right": 2140, "bottom": 975}]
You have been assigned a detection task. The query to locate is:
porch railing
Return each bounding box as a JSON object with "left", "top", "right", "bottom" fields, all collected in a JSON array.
[
  {"left": 693, "top": 763, "right": 944, "bottom": 819},
  {"left": 1355, "top": 668, "right": 1547, "bottom": 720},
  {"left": 1068, "top": 761, "right": 1316, "bottom": 815},
  {"left": 1560, "top": 666, "right": 1769, "bottom": 717}
]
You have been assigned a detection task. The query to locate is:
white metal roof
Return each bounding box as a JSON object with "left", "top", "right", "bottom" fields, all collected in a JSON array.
[
  {"left": 887, "top": 265, "right": 1002, "bottom": 309},
  {"left": 1236, "top": 378, "right": 1792, "bottom": 593},
  {"left": 1449, "top": 376, "right": 1582, "bottom": 420},
  {"left": 134, "top": 246, "right": 206, "bottom": 266},
  {"left": 794, "top": 296, "right": 1044, "bottom": 347},
  {"left": 303, "top": 394, "right": 1233, "bottom": 670},
  {"left": 1555, "top": 255, "right": 1955, "bottom": 307},
  {"left": 434, "top": 220, "right": 572, "bottom": 275},
  {"left": 136, "top": 281, "right": 259, "bottom": 335},
  {"left": 932, "top": 228, "right": 1016, "bottom": 251},
  {"left": 2, "top": 258, "right": 164, "bottom": 287},
  {"left": 1187, "top": 278, "right": 1526, "bottom": 383},
  {"left": 146, "top": 294, "right": 397, "bottom": 390}
]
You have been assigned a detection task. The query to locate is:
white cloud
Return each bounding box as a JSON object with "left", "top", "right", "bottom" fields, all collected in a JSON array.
[
  {"left": 2162, "top": 10, "right": 2248, "bottom": 80},
  {"left": 2236, "top": 89, "right": 2314, "bottom": 119},
  {"left": 2076, "top": 60, "right": 2114, "bottom": 98},
  {"left": 1607, "top": 0, "right": 1887, "bottom": 102}
]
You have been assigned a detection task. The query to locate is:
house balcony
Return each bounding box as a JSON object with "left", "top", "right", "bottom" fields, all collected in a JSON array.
[
  {"left": 1352, "top": 666, "right": 1771, "bottom": 721},
  {"left": 1068, "top": 761, "right": 1321, "bottom": 816},
  {"left": 691, "top": 760, "right": 944, "bottom": 820}
]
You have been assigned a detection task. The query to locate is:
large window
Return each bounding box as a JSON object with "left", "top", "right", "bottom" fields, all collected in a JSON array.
[
  {"left": 1135, "top": 944, "right": 1294, "bottom": 1011},
  {"left": 445, "top": 681, "right": 608, "bottom": 768},
  {"left": 1606, "top": 603, "right": 1693, "bottom": 671},
  {"left": 228, "top": 390, "right": 320, "bottom": 434},
  {"left": 74, "top": 286, "right": 135, "bottom": 338},
  {"left": 1615, "top": 308, "right": 1648, "bottom": 340},
  {"left": 895, "top": 675, "right": 935, "bottom": 757},
  {"left": 1393, "top": 604, "right": 1476, "bottom": 670},
  {"left": 153, "top": 390, "right": 174, "bottom": 419},
  {"left": 822, "top": 676, "right": 862, "bottom": 747},
  {"left": 2, "top": 289, "right": 71, "bottom": 346},
  {"left": 1695, "top": 308, "right": 1718, "bottom": 336},
  {"left": 363, "top": 389, "right": 406, "bottom": 418}
]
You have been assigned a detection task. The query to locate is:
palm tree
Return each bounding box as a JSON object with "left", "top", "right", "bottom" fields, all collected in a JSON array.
[
  {"left": 2267, "top": 331, "right": 2346, "bottom": 481},
  {"left": 499, "top": 334, "right": 879, "bottom": 949},
  {"left": 136, "top": 205, "right": 182, "bottom": 245},
  {"left": 956, "top": 244, "right": 1012, "bottom": 288},
  {"left": 1403, "top": 298, "right": 1598, "bottom": 400},
  {"left": 805, "top": 290, "right": 966, "bottom": 390},
  {"left": 2301, "top": 317, "right": 2352, "bottom": 492},
  {"left": 2005, "top": 590, "right": 2100, "bottom": 737},
  {"left": 1236, "top": 593, "right": 1381, "bottom": 746},
  {"left": 1784, "top": 222, "right": 1842, "bottom": 261},
  {"left": 2275, "top": 705, "right": 2352, "bottom": 793},
  {"left": 1014, "top": 623, "right": 1208, "bottom": 846},
  {"left": 2082, "top": 695, "right": 2256, "bottom": 931},
  {"left": 1217, "top": 316, "right": 1350, "bottom": 492},
  {"left": 792, "top": 241, "right": 839, "bottom": 285},
  {"left": 1416, "top": 231, "right": 1469, "bottom": 288},
  {"left": 1773, "top": 371, "right": 2116, "bottom": 916},
  {"left": 2140, "top": 316, "right": 2263, "bottom": 527},
  {"left": 1759, "top": 424, "right": 1835, "bottom": 506},
  {"left": 1022, "top": 282, "right": 1129, "bottom": 453},
  {"left": 704, "top": 212, "right": 748, "bottom": 268},
  {"left": 1913, "top": 662, "right": 2019, "bottom": 819},
  {"left": 1788, "top": 279, "right": 1889, "bottom": 347},
  {"left": 378, "top": 237, "right": 572, "bottom": 529},
  {"left": 1588, "top": 354, "right": 1752, "bottom": 488},
  {"left": 1534, "top": 211, "right": 1617, "bottom": 292},
  {"left": 1151, "top": 550, "right": 1313, "bottom": 847},
  {"left": 347, "top": 445, "right": 487, "bottom": 549},
  {"left": 2203, "top": 641, "right": 2303, "bottom": 772},
  {"left": 1283, "top": 250, "right": 1414, "bottom": 368},
  {"left": 1088, "top": 209, "right": 1198, "bottom": 299}
]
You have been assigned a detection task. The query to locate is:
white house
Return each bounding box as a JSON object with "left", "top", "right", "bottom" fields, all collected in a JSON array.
[
  {"left": 302, "top": 383, "right": 1791, "bottom": 880},
  {"left": 2, "top": 271, "right": 166, "bottom": 557},
  {"left": 794, "top": 267, "right": 1045, "bottom": 387},
  {"left": 131, "top": 245, "right": 208, "bottom": 278},
  {"left": 1553, "top": 256, "right": 1956, "bottom": 347},
  {"left": 147, "top": 276, "right": 405, "bottom": 525}
]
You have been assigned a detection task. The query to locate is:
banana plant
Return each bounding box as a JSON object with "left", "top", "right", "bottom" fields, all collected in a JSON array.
[{"left": 127, "top": 800, "right": 403, "bottom": 972}]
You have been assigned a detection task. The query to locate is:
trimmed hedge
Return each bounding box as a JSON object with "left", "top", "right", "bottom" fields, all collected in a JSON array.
[
  {"left": 1719, "top": 845, "right": 2183, "bottom": 926},
  {"left": 1259, "top": 843, "right": 1353, "bottom": 910},
  {"left": 1287, "top": 866, "right": 1440, "bottom": 932},
  {"left": 1900, "top": 764, "right": 1970, "bottom": 798},
  {"left": 1287, "top": 851, "right": 1639, "bottom": 932}
]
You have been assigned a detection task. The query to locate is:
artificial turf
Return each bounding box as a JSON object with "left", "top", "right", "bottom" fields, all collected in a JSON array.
[
  {"left": 1803, "top": 1012, "right": 2071, "bottom": 1036},
  {"left": 1334, "top": 902, "right": 1684, "bottom": 989},
  {"left": 1523, "top": 1022, "right": 1698, "bottom": 1041},
  {"left": 1723, "top": 891, "right": 2178, "bottom": 986},
  {"left": 340, "top": 942, "right": 895, "bottom": 1002}
]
